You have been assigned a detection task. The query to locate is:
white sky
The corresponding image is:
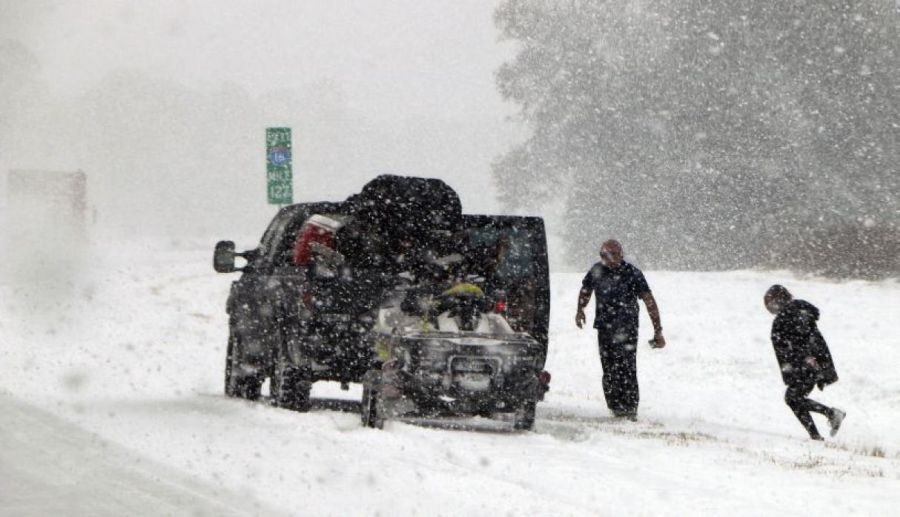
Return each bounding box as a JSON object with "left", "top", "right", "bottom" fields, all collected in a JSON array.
[
  {"left": 5, "top": 1, "right": 509, "bottom": 118},
  {"left": 1, "top": 0, "right": 525, "bottom": 238}
]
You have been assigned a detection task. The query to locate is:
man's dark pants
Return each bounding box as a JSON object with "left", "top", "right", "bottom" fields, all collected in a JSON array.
[
  {"left": 785, "top": 379, "right": 834, "bottom": 438},
  {"left": 597, "top": 326, "right": 639, "bottom": 416}
]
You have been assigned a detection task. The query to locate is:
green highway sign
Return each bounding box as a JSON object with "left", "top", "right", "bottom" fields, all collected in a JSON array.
[{"left": 266, "top": 127, "right": 293, "bottom": 205}]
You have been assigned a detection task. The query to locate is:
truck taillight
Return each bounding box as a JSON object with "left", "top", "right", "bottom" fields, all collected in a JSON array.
[
  {"left": 492, "top": 289, "right": 508, "bottom": 314},
  {"left": 293, "top": 215, "right": 344, "bottom": 266},
  {"left": 538, "top": 370, "right": 551, "bottom": 385},
  {"left": 301, "top": 290, "right": 315, "bottom": 310}
]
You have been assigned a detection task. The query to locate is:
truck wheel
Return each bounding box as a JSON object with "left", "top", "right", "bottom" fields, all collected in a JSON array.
[
  {"left": 225, "top": 331, "right": 262, "bottom": 400},
  {"left": 361, "top": 378, "right": 384, "bottom": 429},
  {"left": 513, "top": 399, "right": 536, "bottom": 431},
  {"left": 271, "top": 346, "right": 311, "bottom": 412}
]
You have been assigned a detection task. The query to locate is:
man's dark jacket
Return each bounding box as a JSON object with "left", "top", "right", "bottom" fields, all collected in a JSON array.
[{"left": 771, "top": 300, "right": 838, "bottom": 388}]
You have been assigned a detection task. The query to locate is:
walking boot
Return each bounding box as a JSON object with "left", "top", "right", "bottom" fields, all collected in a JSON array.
[{"left": 828, "top": 408, "right": 846, "bottom": 437}]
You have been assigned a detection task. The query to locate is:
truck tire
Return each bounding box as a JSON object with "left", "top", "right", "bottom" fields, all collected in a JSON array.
[
  {"left": 360, "top": 374, "right": 384, "bottom": 429},
  {"left": 513, "top": 399, "right": 536, "bottom": 431},
  {"left": 224, "top": 331, "right": 262, "bottom": 400},
  {"left": 271, "top": 344, "right": 311, "bottom": 412}
]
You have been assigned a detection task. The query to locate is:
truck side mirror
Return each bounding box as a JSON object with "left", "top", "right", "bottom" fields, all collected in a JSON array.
[{"left": 214, "top": 240, "right": 238, "bottom": 273}]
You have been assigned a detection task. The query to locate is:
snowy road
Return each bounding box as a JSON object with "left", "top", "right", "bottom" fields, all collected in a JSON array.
[
  {"left": 2, "top": 244, "right": 898, "bottom": 516},
  {"left": 0, "top": 392, "right": 275, "bottom": 516}
]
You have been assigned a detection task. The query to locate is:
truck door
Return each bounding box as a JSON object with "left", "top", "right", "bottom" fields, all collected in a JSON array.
[{"left": 462, "top": 215, "right": 550, "bottom": 363}]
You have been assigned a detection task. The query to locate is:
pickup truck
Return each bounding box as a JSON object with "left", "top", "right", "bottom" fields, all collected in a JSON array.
[{"left": 213, "top": 175, "right": 550, "bottom": 413}]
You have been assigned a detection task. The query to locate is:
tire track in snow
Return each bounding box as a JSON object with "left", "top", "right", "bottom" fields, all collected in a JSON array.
[{"left": 535, "top": 403, "right": 898, "bottom": 480}]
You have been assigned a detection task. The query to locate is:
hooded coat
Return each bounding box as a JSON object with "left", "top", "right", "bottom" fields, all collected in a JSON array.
[{"left": 771, "top": 300, "right": 839, "bottom": 388}]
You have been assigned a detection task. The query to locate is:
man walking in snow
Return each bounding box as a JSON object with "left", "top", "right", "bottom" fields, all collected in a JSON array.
[
  {"left": 576, "top": 240, "right": 665, "bottom": 420},
  {"left": 764, "top": 284, "right": 845, "bottom": 440}
]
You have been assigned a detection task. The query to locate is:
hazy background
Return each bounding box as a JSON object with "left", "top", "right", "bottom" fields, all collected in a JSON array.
[
  {"left": 490, "top": 0, "right": 898, "bottom": 278},
  {"left": 1, "top": 0, "right": 522, "bottom": 247},
  {"left": 2, "top": 0, "right": 897, "bottom": 278}
]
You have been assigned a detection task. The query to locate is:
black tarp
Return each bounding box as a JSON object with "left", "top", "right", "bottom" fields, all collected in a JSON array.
[
  {"left": 338, "top": 175, "right": 463, "bottom": 272},
  {"left": 350, "top": 174, "right": 462, "bottom": 234}
]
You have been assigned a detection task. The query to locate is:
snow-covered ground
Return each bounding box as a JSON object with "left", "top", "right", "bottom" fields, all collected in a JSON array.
[{"left": 1, "top": 243, "right": 898, "bottom": 516}]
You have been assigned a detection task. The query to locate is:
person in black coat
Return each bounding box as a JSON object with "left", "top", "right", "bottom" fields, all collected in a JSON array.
[{"left": 764, "top": 285, "right": 846, "bottom": 440}]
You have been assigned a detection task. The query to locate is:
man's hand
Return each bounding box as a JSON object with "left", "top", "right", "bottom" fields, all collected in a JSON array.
[
  {"left": 804, "top": 356, "right": 819, "bottom": 368},
  {"left": 652, "top": 329, "right": 666, "bottom": 348},
  {"left": 640, "top": 293, "right": 664, "bottom": 348},
  {"left": 576, "top": 288, "right": 592, "bottom": 329},
  {"left": 576, "top": 308, "right": 586, "bottom": 329}
]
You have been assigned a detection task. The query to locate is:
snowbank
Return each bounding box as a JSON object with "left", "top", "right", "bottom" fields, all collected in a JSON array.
[{"left": 1, "top": 246, "right": 898, "bottom": 516}]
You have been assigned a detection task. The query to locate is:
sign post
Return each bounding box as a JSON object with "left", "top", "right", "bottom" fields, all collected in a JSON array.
[{"left": 266, "top": 127, "right": 293, "bottom": 205}]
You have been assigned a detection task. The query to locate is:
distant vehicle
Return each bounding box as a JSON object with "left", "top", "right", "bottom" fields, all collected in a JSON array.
[
  {"left": 213, "top": 175, "right": 550, "bottom": 419},
  {"left": 361, "top": 283, "right": 550, "bottom": 430},
  {"left": 5, "top": 169, "right": 89, "bottom": 245}
]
